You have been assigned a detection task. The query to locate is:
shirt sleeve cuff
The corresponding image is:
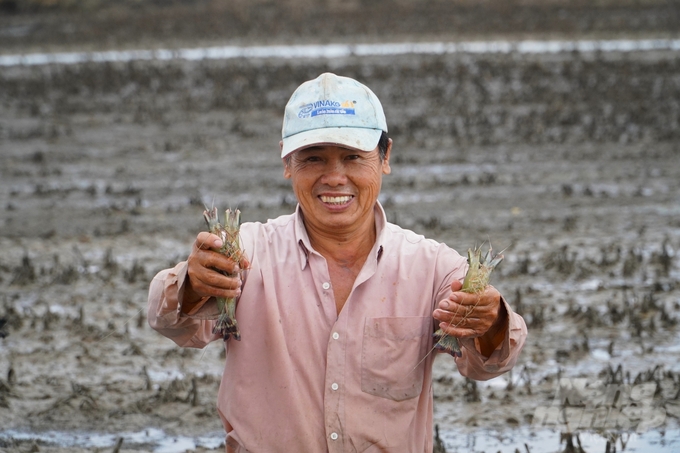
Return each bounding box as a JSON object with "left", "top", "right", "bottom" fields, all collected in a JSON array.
[
  {"left": 173, "top": 262, "right": 223, "bottom": 320},
  {"left": 456, "top": 297, "right": 527, "bottom": 378}
]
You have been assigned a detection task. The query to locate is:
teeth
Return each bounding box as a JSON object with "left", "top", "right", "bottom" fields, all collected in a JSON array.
[{"left": 320, "top": 195, "right": 352, "bottom": 204}]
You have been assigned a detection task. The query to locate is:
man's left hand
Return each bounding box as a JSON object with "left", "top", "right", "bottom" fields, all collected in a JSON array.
[{"left": 433, "top": 280, "right": 507, "bottom": 355}]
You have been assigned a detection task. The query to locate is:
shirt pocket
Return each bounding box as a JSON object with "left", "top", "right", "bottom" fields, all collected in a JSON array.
[{"left": 361, "top": 316, "right": 430, "bottom": 402}]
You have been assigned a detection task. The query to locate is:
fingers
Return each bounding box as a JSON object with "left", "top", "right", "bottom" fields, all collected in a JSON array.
[
  {"left": 196, "top": 231, "right": 223, "bottom": 250},
  {"left": 194, "top": 232, "right": 250, "bottom": 270},
  {"left": 192, "top": 232, "right": 242, "bottom": 272},
  {"left": 238, "top": 254, "right": 251, "bottom": 271},
  {"left": 188, "top": 265, "right": 242, "bottom": 300},
  {"left": 433, "top": 303, "right": 489, "bottom": 338},
  {"left": 433, "top": 285, "right": 501, "bottom": 338},
  {"left": 187, "top": 233, "right": 245, "bottom": 299}
]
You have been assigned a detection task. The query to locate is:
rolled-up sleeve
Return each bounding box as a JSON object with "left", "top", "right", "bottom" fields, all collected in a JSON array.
[
  {"left": 454, "top": 297, "right": 527, "bottom": 380},
  {"left": 147, "top": 261, "right": 219, "bottom": 349}
]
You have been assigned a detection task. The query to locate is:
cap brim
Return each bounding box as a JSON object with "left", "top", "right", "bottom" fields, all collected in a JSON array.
[{"left": 281, "top": 127, "right": 382, "bottom": 158}]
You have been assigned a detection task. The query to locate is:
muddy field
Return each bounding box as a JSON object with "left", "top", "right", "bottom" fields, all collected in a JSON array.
[{"left": 1, "top": 1, "right": 680, "bottom": 452}]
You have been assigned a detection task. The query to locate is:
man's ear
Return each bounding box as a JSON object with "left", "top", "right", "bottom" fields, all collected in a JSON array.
[
  {"left": 382, "top": 138, "right": 393, "bottom": 175},
  {"left": 281, "top": 141, "right": 292, "bottom": 179}
]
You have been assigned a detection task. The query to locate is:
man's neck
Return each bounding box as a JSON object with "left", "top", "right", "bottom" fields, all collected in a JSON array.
[
  {"left": 302, "top": 209, "right": 377, "bottom": 267},
  {"left": 302, "top": 212, "right": 377, "bottom": 314}
]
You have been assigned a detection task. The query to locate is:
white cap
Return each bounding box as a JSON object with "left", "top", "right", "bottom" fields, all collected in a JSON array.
[{"left": 281, "top": 73, "right": 388, "bottom": 158}]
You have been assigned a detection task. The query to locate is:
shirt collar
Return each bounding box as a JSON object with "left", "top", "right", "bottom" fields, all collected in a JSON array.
[{"left": 294, "top": 202, "right": 387, "bottom": 270}]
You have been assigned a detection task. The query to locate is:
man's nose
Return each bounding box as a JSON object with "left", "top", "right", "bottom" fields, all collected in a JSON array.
[{"left": 320, "top": 160, "right": 348, "bottom": 186}]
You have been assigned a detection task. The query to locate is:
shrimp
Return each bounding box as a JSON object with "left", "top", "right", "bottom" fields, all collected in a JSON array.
[
  {"left": 203, "top": 207, "right": 245, "bottom": 341},
  {"left": 433, "top": 243, "right": 504, "bottom": 357}
]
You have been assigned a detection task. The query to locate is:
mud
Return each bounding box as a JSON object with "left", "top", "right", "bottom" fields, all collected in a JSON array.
[{"left": 1, "top": 1, "right": 680, "bottom": 452}]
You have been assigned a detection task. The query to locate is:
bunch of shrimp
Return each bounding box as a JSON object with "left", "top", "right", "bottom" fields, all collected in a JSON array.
[
  {"left": 203, "top": 207, "right": 244, "bottom": 341},
  {"left": 433, "top": 244, "right": 504, "bottom": 357}
]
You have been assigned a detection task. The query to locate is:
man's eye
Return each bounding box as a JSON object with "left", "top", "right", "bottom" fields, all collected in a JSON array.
[{"left": 346, "top": 154, "right": 360, "bottom": 160}]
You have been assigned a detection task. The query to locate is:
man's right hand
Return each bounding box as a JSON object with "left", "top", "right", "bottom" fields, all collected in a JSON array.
[{"left": 183, "top": 232, "right": 250, "bottom": 313}]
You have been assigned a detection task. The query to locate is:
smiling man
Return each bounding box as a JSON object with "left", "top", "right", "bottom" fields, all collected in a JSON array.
[{"left": 148, "top": 73, "right": 527, "bottom": 453}]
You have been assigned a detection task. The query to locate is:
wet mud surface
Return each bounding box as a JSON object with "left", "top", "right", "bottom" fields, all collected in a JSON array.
[
  {"left": 2, "top": 0, "right": 680, "bottom": 53},
  {"left": 1, "top": 1, "right": 680, "bottom": 452}
]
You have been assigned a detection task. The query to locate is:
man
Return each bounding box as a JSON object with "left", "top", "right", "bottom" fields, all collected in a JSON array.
[{"left": 148, "top": 72, "right": 527, "bottom": 452}]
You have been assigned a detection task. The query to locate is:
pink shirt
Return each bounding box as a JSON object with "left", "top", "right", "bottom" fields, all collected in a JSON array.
[{"left": 148, "top": 203, "right": 527, "bottom": 452}]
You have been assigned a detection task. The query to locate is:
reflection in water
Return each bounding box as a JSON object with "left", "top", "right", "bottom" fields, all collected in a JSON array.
[
  {"left": 0, "top": 428, "right": 223, "bottom": 453},
  {"left": 1, "top": 39, "right": 680, "bottom": 67},
  {"left": 1, "top": 427, "right": 679, "bottom": 452},
  {"left": 439, "top": 428, "right": 680, "bottom": 453}
]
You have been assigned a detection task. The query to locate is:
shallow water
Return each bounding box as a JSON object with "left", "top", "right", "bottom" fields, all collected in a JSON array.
[
  {"left": 3, "top": 427, "right": 680, "bottom": 452},
  {"left": 440, "top": 428, "right": 680, "bottom": 453},
  {"left": 2, "top": 38, "right": 680, "bottom": 67},
  {"left": 0, "top": 428, "right": 224, "bottom": 452}
]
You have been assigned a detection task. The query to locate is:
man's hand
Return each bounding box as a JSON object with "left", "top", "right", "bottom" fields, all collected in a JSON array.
[
  {"left": 433, "top": 280, "right": 508, "bottom": 357},
  {"left": 183, "top": 232, "right": 250, "bottom": 313}
]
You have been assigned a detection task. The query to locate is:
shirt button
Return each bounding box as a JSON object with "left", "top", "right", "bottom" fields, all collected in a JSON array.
[
  {"left": 330, "top": 432, "right": 339, "bottom": 440},
  {"left": 332, "top": 332, "right": 339, "bottom": 340},
  {"left": 331, "top": 383, "right": 339, "bottom": 391},
  {"left": 322, "top": 282, "right": 331, "bottom": 290}
]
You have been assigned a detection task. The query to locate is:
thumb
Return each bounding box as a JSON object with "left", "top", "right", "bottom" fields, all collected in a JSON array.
[
  {"left": 196, "top": 231, "right": 223, "bottom": 250},
  {"left": 450, "top": 279, "right": 463, "bottom": 292}
]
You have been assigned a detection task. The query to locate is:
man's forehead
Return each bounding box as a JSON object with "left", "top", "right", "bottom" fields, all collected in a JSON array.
[{"left": 293, "top": 144, "right": 376, "bottom": 155}]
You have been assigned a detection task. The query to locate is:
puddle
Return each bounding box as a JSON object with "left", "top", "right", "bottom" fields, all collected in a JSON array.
[
  {"left": 0, "top": 428, "right": 224, "bottom": 453},
  {"left": 1, "top": 39, "right": 679, "bottom": 67},
  {"left": 440, "top": 427, "right": 680, "bottom": 453},
  {"left": 2, "top": 427, "right": 679, "bottom": 452}
]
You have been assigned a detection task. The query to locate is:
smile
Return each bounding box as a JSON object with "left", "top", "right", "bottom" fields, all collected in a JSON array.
[{"left": 320, "top": 195, "right": 353, "bottom": 205}]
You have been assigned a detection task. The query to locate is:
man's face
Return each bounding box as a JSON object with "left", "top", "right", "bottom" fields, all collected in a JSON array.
[{"left": 283, "top": 141, "right": 392, "bottom": 235}]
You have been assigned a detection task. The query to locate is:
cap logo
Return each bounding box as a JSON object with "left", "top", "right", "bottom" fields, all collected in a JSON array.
[{"left": 298, "top": 100, "right": 356, "bottom": 119}]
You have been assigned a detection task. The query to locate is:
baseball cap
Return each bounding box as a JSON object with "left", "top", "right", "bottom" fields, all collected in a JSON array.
[{"left": 280, "top": 73, "right": 388, "bottom": 158}]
